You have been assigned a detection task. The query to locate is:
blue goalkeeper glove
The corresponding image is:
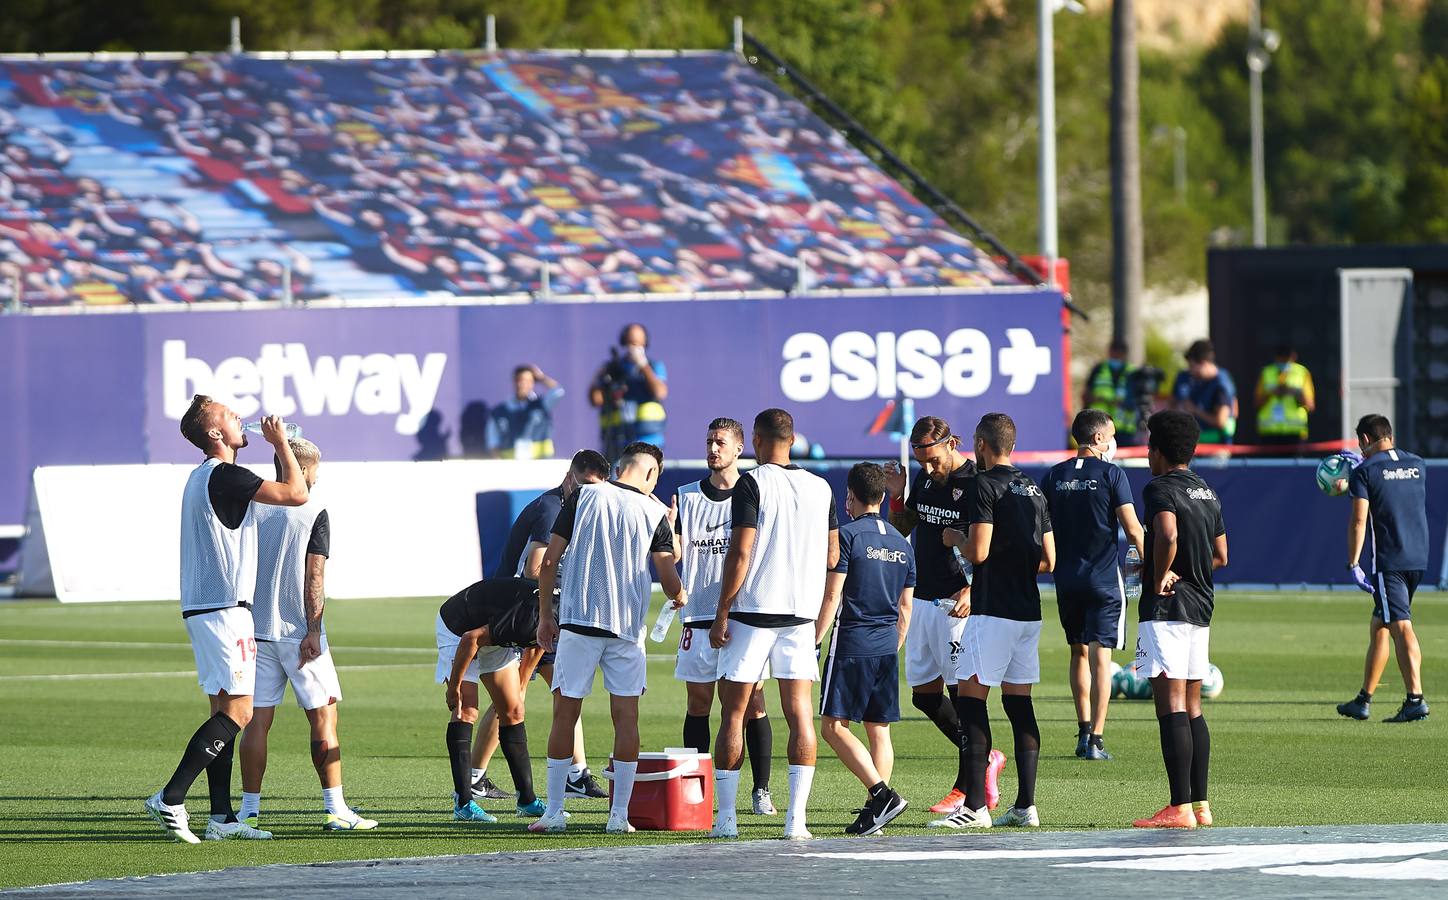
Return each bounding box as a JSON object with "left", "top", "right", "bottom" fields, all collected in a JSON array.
[{"left": 1349, "top": 564, "right": 1374, "bottom": 594}]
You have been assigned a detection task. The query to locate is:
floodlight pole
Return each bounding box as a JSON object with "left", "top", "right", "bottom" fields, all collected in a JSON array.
[
  {"left": 229, "top": 17, "right": 242, "bottom": 55},
  {"left": 1248, "top": 0, "right": 1269, "bottom": 247},
  {"left": 485, "top": 15, "right": 497, "bottom": 52},
  {"left": 1037, "top": 0, "right": 1058, "bottom": 288},
  {"left": 733, "top": 17, "right": 745, "bottom": 56}
]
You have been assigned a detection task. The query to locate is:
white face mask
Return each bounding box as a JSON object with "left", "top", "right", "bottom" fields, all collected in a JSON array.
[{"left": 1100, "top": 437, "right": 1118, "bottom": 463}]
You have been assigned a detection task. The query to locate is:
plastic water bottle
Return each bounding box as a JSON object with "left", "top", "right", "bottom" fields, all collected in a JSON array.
[
  {"left": 243, "top": 421, "right": 302, "bottom": 440},
  {"left": 1124, "top": 546, "right": 1143, "bottom": 602},
  {"left": 649, "top": 602, "right": 678, "bottom": 642},
  {"left": 951, "top": 546, "right": 973, "bottom": 583}
]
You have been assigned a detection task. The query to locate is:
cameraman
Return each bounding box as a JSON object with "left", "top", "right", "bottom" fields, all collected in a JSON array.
[{"left": 589, "top": 323, "right": 668, "bottom": 460}]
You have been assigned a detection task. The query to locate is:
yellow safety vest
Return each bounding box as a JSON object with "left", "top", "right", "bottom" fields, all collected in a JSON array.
[
  {"left": 1086, "top": 361, "right": 1136, "bottom": 435},
  {"left": 1256, "top": 362, "right": 1311, "bottom": 439}
]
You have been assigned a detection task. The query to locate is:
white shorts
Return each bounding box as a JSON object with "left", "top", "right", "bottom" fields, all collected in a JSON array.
[
  {"left": 718, "top": 620, "right": 817, "bottom": 683},
  {"left": 1135, "top": 620, "right": 1211, "bottom": 680},
  {"left": 674, "top": 625, "right": 721, "bottom": 683},
  {"left": 959, "top": 615, "right": 1041, "bottom": 687},
  {"left": 905, "top": 600, "right": 968, "bottom": 686},
  {"left": 254, "top": 639, "right": 343, "bottom": 710},
  {"left": 434, "top": 613, "right": 520, "bottom": 684},
  {"left": 552, "top": 628, "right": 647, "bottom": 698},
  {"left": 185, "top": 606, "right": 257, "bottom": 697}
]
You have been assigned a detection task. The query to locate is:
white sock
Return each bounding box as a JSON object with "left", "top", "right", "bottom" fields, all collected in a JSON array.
[
  {"left": 471, "top": 768, "right": 485, "bottom": 784},
  {"left": 610, "top": 760, "right": 637, "bottom": 820},
  {"left": 239, "top": 791, "right": 261, "bottom": 820},
  {"left": 545, "top": 758, "right": 571, "bottom": 818},
  {"left": 569, "top": 762, "right": 586, "bottom": 778},
  {"left": 786, "top": 764, "right": 815, "bottom": 831},
  {"left": 322, "top": 786, "right": 348, "bottom": 816},
  {"left": 715, "top": 769, "right": 741, "bottom": 821}
]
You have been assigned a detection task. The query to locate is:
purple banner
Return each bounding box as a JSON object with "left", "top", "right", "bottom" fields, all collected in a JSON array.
[{"left": 0, "top": 290, "right": 1064, "bottom": 524}]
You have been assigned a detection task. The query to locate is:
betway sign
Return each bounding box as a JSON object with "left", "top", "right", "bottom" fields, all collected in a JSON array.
[
  {"left": 779, "top": 328, "right": 1052, "bottom": 402},
  {"left": 161, "top": 339, "right": 447, "bottom": 436}
]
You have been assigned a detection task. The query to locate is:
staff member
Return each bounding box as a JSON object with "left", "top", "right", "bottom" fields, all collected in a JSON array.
[
  {"left": 1337, "top": 414, "right": 1430, "bottom": 724},
  {"left": 1083, "top": 339, "right": 1139, "bottom": 445},
  {"left": 486, "top": 365, "right": 565, "bottom": 459},
  {"left": 1254, "top": 344, "right": 1315, "bottom": 447},
  {"left": 1171, "top": 340, "right": 1237, "bottom": 445},
  {"left": 589, "top": 323, "right": 668, "bottom": 460}
]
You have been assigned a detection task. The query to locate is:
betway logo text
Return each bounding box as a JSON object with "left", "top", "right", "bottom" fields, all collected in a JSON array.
[
  {"left": 162, "top": 340, "right": 446, "bottom": 436},
  {"left": 779, "top": 328, "right": 1051, "bottom": 403}
]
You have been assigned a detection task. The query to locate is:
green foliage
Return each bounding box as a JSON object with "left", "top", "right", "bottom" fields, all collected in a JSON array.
[{"left": 1, "top": 0, "right": 1445, "bottom": 316}]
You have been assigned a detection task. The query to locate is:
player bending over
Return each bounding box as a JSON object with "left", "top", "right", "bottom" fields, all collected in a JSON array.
[
  {"left": 931, "top": 413, "right": 1054, "bottom": 830},
  {"left": 239, "top": 438, "right": 376, "bottom": 831},
  {"left": 674, "top": 417, "right": 776, "bottom": 816},
  {"left": 469, "top": 450, "right": 613, "bottom": 802},
  {"left": 439, "top": 578, "right": 548, "bottom": 821},
  {"left": 146, "top": 399, "right": 307, "bottom": 843},
  {"left": 1133, "top": 411, "right": 1228, "bottom": 829},
  {"left": 531, "top": 442, "right": 686, "bottom": 834},
  {"left": 816, "top": 463, "right": 915, "bottom": 836}
]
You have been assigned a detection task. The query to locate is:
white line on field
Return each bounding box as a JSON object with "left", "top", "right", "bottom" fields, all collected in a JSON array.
[
  {"left": 0, "top": 663, "right": 428, "bottom": 682},
  {"left": 0, "top": 639, "right": 678, "bottom": 663}
]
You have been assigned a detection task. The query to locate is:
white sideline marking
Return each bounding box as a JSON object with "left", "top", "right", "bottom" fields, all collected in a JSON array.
[
  {"left": 0, "top": 663, "right": 428, "bottom": 682},
  {"left": 1265, "top": 859, "right": 1448, "bottom": 881}
]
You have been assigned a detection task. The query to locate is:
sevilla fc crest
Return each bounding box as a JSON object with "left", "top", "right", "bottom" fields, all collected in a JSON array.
[{"left": 952, "top": 488, "right": 963, "bottom": 501}]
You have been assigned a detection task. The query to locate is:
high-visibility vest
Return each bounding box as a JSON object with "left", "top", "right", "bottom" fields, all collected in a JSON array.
[
  {"left": 1086, "top": 361, "right": 1136, "bottom": 435},
  {"left": 1256, "top": 362, "right": 1311, "bottom": 439}
]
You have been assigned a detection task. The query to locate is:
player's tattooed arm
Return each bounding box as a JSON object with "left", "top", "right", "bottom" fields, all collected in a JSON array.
[
  {"left": 299, "top": 553, "right": 326, "bottom": 664},
  {"left": 712, "top": 526, "right": 756, "bottom": 649},
  {"left": 1152, "top": 510, "right": 1181, "bottom": 595},
  {"left": 536, "top": 534, "right": 568, "bottom": 651},
  {"left": 882, "top": 462, "right": 916, "bottom": 537}
]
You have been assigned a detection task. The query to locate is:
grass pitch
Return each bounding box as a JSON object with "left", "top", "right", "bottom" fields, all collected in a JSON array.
[{"left": 2, "top": 590, "right": 1445, "bottom": 889}]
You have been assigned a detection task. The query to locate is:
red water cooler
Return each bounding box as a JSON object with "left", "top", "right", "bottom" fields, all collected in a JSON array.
[{"left": 607, "top": 749, "right": 714, "bottom": 831}]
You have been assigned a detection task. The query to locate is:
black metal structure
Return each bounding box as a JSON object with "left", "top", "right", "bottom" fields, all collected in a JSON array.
[{"left": 1207, "top": 244, "right": 1448, "bottom": 453}]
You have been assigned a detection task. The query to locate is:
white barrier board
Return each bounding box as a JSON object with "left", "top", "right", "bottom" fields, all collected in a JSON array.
[{"left": 17, "top": 460, "right": 568, "bottom": 603}]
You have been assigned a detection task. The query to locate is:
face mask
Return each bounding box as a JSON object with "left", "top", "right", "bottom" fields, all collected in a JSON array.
[{"left": 1101, "top": 437, "right": 1118, "bottom": 463}]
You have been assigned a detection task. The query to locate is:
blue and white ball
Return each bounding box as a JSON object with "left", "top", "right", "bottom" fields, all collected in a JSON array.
[
  {"left": 1201, "top": 663, "right": 1224, "bottom": 699},
  {"left": 1316, "top": 454, "right": 1353, "bottom": 496}
]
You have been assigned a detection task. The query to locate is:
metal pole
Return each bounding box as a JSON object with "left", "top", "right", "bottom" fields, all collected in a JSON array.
[
  {"left": 229, "top": 17, "right": 242, "bottom": 55},
  {"left": 281, "top": 258, "right": 294, "bottom": 307},
  {"left": 795, "top": 256, "right": 809, "bottom": 295},
  {"left": 1038, "top": 0, "right": 1058, "bottom": 287},
  {"left": 485, "top": 14, "right": 497, "bottom": 52},
  {"left": 1110, "top": 0, "right": 1145, "bottom": 364},
  {"left": 1249, "top": 0, "right": 1267, "bottom": 246},
  {"left": 540, "top": 261, "right": 551, "bottom": 299},
  {"left": 733, "top": 17, "right": 745, "bottom": 56}
]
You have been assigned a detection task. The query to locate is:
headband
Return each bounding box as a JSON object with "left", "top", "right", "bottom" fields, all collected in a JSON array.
[{"left": 910, "top": 431, "right": 955, "bottom": 450}]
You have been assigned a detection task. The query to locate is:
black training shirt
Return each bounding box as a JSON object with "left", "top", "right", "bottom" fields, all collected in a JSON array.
[
  {"left": 498, "top": 486, "right": 564, "bottom": 577},
  {"left": 439, "top": 577, "right": 544, "bottom": 646},
  {"left": 307, "top": 509, "right": 331, "bottom": 558},
  {"left": 966, "top": 464, "right": 1051, "bottom": 622},
  {"left": 208, "top": 462, "right": 263, "bottom": 529},
  {"left": 1140, "top": 468, "right": 1226, "bottom": 627},
  {"left": 903, "top": 460, "right": 976, "bottom": 599}
]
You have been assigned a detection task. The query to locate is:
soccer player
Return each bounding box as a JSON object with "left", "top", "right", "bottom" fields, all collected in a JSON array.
[
  {"left": 674, "top": 418, "right": 777, "bottom": 816},
  {"left": 471, "top": 450, "right": 612, "bottom": 802},
  {"left": 882, "top": 416, "right": 1004, "bottom": 816},
  {"left": 145, "top": 399, "right": 308, "bottom": 843},
  {"left": 1043, "top": 409, "right": 1145, "bottom": 760},
  {"left": 238, "top": 438, "right": 376, "bottom": 832},
  {"left": 931, "top": 413, "right": 1054, "bottom": 831},
  {"left": 1131, "top": 411, "right": 1228, "bottom": 829},
  {"left": 817, "top": 463, "right": 915, "bottom": 836},
  {"left": 1337, "top": 414, "right": 1431, "bottom": 723},
  {"left": 438, "top": 577, "right": 553, "bottom": 822},
  {"left": 531, "top": 442, "right": 687, "bottom": 834},
  {"left": 710, "top": 408, "right": 839, "bottom": 840}
]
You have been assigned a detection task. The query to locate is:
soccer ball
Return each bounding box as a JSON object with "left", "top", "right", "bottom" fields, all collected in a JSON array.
[
  {"left": 1109, "top": 661, "right": 1128, "bottom": 699},
  {"left": 1126, "top": 668, "right": 1154, "bottom": 700},
  {"left": 1201, "top": 664, "right": 1224, "bottom": 699},
  {"left": 1315, "top": 454, "right": 1353, "bottom": 496},
  {"left": 1113, "top": 663, "right": 1153, "bottom": 700}
]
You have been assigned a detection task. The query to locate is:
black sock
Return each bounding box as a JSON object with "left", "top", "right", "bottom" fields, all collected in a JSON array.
[
  {"left": 683, "top": 714, "right": 711, "bottom": 756},
  {"left": 954, "top": 695, "right": 991, "bottom": 811},
  {"left": 1358, "top": 689, "right": 1373, "bottom": 702},
  {"left": 868, "top": 780, "right": 888, "bottom": 798},
  {"left": 447, "top": 721, "right": 474, "bottom": 807},
  {"left": 745, "top": 716, "right": 773, "bottom": 792},
  {"left": 912, "top": 691, "right": 968, "bottom": 791},
  {"left": 1189, "top": 715, "right": 1210, "bottom": 803},
  {"left": 1002, "top": 695, "right": 1041, "bottom": 810},
  {"left": 206, "top": 738, "right": 237, "bottom": 821},
  {"left": 162, "top": 712, "right": 240, "bottom": 807},
  {"left": 1089, "top": 733, "right": 1104, "bottom": 747},
  {"left": 498, "top": 721, "right": 535, "bottom": 806},
  {"left": 1408, "top": 692, "right": 1425, "bottom": 703},
  {"left": 1157, "top": 712, "right": 1193, "bottom": 807},
  {"left": 1078, "top": 720, "right": 1090, "bottom": 736}
]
